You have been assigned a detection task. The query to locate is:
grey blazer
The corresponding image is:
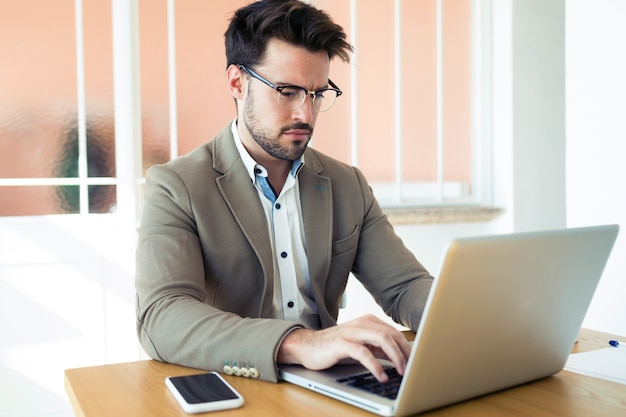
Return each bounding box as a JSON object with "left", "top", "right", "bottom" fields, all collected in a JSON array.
[{"left": 135, "top": 123, "right": 433, "bottom": 382}]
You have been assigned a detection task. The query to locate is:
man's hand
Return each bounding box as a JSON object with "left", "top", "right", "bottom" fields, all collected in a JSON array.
[{"left": 277, "top": 315, "right": 411, "bottom": 382}]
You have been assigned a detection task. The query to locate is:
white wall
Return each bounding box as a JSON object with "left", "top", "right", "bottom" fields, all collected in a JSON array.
[
  {"left": 0, "top": 217, "right": 141, "bottom": 417},
  {"left": 566, "top": 0, "right": 626, "bottom": 336}
]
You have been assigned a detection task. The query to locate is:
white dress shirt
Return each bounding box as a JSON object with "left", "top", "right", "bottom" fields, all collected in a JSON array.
[{"left": 231, "top": 120, "right": 320, "bottom": 329}]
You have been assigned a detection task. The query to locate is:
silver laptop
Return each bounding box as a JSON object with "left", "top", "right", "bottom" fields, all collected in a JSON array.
[{"left": 279, "top": 224, "right": 619, "bottom": 416}]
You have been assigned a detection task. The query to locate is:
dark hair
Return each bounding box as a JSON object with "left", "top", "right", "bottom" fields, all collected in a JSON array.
[{"left": 225, "top": 0, "right": 353, "bottom": 68}]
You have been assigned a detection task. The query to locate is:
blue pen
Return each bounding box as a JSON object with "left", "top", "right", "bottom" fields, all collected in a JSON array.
[{"left": 608, "top": 340, "right": 624, "bottom": 348}]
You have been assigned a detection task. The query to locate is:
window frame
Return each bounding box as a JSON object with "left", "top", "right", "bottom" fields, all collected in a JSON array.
[{"left": 0, "top": 0, "right": 494, "bottom": 220}]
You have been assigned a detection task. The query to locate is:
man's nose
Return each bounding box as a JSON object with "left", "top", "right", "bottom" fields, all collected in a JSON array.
[{"left": 291, "top": 94, "right": 315, "bottom": 123}]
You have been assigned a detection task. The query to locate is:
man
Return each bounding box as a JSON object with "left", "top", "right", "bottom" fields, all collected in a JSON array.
[{"left": 135, "top": 0, "right": 433, "bottom": 384}]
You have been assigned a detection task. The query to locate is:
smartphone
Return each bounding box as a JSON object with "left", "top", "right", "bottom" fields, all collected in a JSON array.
[{"left": 165, "top": 372, "right": 244, "bottom": 413}]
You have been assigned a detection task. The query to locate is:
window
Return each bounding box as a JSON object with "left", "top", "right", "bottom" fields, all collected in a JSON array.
[
  {"left": 0, "top": 0, "right": 491, "bottom": 218},
  {"left": 313, "top": 0, "right": 493, "bottom": 207},
  {"left": 0, "top": 0, "right": 116, "bottom": 216}
]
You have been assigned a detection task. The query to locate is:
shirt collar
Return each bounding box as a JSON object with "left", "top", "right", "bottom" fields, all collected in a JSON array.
[{"left": 230, "top": 119, "right": 305, "bottom": 181}]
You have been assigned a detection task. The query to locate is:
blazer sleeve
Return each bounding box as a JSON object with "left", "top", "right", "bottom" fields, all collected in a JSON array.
[
  {"left": 346, "top": 167, "right": 433, "bottom": 332},
  {"left": 135, "top": 162, "right": 299, "bottom": 383}
]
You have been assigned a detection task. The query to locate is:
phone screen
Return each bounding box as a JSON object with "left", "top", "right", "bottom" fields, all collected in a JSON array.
[{"left": 168, "top": 373, "right": 240, "bottom": 404}]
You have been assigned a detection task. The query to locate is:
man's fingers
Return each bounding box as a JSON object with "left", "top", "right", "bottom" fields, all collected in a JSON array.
[
  {"left": 277, "top": 315, "right": 411, "bottom": 383},
  {"left": 345, "top": 342, "right": 389, "bottom": 382},
  {"left": 340, "top": 316, "right": 411, "bottom": 380},
  {"left": 352, "top": 325, "right": 410, "bottom": 373}
]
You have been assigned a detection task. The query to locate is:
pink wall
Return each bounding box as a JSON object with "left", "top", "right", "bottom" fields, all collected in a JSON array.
[
  {"left": 0, "top": 0, "right": 472, "bottom": 215},
  {"left": 160, "top": 0, "right": 472, "bottom": 183}
]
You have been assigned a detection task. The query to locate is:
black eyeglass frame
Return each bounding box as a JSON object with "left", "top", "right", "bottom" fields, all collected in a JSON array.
[{"left": 237, "top": 64, "right": 342, "bottom": 112}]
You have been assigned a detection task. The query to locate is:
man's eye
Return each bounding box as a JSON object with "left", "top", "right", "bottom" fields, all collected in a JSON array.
[{"left": 280, "top": 88, "right": 302, "bottom": 99}]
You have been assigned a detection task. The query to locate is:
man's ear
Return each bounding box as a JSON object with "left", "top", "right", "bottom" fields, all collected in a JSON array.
[{"left": 226, "top": 64, "right": 246, "bottom": 100}]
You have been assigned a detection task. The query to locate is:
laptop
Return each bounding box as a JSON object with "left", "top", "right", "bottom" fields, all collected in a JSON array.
[{"left": 279, "top": 224, "right": 619, "bottom": 416}]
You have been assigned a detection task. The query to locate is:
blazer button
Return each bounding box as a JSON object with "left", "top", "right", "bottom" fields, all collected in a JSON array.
[
  {"left": 232, "top": 362, "right": 241, "bottom": 377},
  {"left": 223, "top": 361, "right": 233, "bottom": 375}
]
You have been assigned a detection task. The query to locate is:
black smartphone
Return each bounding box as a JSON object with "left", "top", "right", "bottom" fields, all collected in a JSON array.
[{"left": 165, "top": 372, "right": 244, "bottom": 413}]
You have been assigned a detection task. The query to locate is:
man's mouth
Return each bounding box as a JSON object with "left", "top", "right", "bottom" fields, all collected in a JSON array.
[
  {"left": 283, "top": 129, "right": 311, "bottom": 142},
  {"left": 282, "top": 123, "right": 313, "bottom": 142}
]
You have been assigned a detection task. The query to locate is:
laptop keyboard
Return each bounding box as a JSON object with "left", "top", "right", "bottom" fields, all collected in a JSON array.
[{"left": 336, "top": 368, "right": 403, "bottom": 400}]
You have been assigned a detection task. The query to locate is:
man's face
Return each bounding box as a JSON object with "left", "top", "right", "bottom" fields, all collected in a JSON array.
[{"left": 238, "top": 38, "right": 330, "bottom": 163}]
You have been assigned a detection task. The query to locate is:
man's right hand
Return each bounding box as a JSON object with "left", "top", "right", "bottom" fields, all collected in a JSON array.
[{"left": 276, "top": 314, "right": 411, "bottom": 382}]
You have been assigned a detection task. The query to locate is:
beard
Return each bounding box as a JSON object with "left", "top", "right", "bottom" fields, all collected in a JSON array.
[{"left": 242, "top": 87, "right": 313, "bottom": 161}]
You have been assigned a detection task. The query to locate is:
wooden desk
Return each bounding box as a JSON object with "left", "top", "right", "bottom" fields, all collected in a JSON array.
[{"left": 65, "top": 329, "right": 626, "bottom": 417}]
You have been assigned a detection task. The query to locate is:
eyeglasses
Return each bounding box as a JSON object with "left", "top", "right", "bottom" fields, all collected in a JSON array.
[{"left": 238, "top": 64, "right": 342, "bottom": 113}]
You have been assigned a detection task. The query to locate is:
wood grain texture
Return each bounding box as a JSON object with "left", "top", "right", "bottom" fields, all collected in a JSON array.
[{"left": 64, "top": 329, "right": 626, "bottom": 416}]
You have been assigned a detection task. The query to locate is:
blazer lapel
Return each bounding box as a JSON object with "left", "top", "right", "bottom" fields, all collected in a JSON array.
[
  {"left": 299, "top": 151, "right": 334, "bottom": 324},
  {"left": 212, "top": 126, "right": 275, "bottom": 317}
]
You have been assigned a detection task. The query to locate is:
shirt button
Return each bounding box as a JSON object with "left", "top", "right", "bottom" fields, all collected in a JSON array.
[
  {"left": 254, "top": 168, "right": 262, "bottom": 174},
  {"left": 287, "top": 301, "right": 295, "bottom": 308},
  {"left": 275, "top": 203, "right": 281, "bottom": 210},
  {"left": 281, "top": 251, "right": 288, "bottom": 258}
]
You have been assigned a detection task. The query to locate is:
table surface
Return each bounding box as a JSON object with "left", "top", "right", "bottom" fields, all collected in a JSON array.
[{"left": 65, "top": 328, "right": 626, "bottom": 417}]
